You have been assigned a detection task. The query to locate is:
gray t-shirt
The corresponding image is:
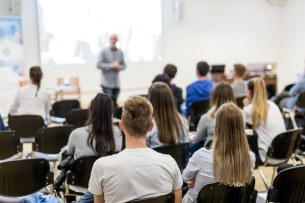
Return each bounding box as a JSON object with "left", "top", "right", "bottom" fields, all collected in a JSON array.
[
  {"left": 192, "top": 113, "right": 215, "bottom": 146},
  {"left": 89, "top": 148, "right": 183, "bottom": 203},
  {"left": 231, "top": 81, "right": 247, "bottom": 98}
]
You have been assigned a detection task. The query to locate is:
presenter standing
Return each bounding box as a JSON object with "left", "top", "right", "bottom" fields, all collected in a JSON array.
[{"left": 97, "top": 34, "right": 126, "bottom": 108}]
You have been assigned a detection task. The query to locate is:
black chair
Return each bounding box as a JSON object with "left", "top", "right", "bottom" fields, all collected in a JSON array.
[
  {"left": 8, "top": 115, "right": 45, "bottom": 143},
  {"left": 282, "top": 92, "right": 305, "bottom": 129},
  {"left": 32, "top": 126, "right": 75, "bottom": 163},
  {"left": 265, "top": 165, "right": 305, "bottom": 203},
  {"left": 65, "top": 109, "right": 89, "bottom": 128},
  {"left": 128, "top": 193, "right": 175, "bottom": 203},
  {"left": 0, "top": 131, "right": 22, "bottom": 161},
  {"left": 0, "top": 159, "right": 54, "bottom": 202},
  {"left": 153, "top": 143, "right": 189, "bottom": 172},
  {"left": 114, "top": 107, "right": 123, "bottom": 120},
  {"left": 197, "top": 177, "right": 257, "bottom": 203},
  {"left": 65, "top": 156, "right": 99, "bottom": 196},
  {"left": 284, "top": 83, "right": 295, "bottom": 92},
  {"left": 50, "top": 100, "right": 80, "bottom": 118},
  {"left": 246, "top": 135, "right": 262, "bottom": 166},
  {"left": 188, "top": 99, "right": 210, "bottom": 130},
  {"left": 256, "top": 128, "right": 303, "bottom": 189},
  {"left": 236, "top": 96, "right": 246, "bottom": 109}
]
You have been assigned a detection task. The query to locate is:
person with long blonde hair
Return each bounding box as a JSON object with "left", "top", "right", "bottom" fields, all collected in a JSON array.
[
  {"left": 182, "top": 103, "right": 255, "bottom": 203},
  {"left": 243, "top": 78, "right": 286, "bottom": 162},
  {"left": 189, "top": 82, "right": 236, "bottom": 146},
  {"left": 147, "top": 82, "right": 189, "bottom": 148}
]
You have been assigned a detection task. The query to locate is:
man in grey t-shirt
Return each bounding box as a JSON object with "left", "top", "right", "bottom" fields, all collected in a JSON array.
[
  {"left": 97, "top": 34, "right": 126, "bottom": 108},
  {"left": 231, "top": 64, "right": 247, "bottom": 98}
]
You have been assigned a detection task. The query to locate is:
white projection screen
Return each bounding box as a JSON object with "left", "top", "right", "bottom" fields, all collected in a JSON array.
[{"left": 36, "top": 0, "right": 162, "bottom": 65}]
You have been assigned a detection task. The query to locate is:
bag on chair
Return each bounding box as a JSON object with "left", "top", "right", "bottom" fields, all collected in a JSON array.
[{"left": 19, "top": 193, "right": 59, "bottom": 203}]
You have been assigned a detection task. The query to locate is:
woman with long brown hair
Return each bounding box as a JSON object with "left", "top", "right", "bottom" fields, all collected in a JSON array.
[
  {"left": 9, "top": 66, "right": 51, "bottom": 121},
  {"left": 189, "top": 82, "right": 236, "bottom": 146},
  {"left": 243, "top": 77, "right": 286, "bottom": 162},
  {"left": 182, "top": 103, "right": 256, "bottom": 203},
  {"left": 147, "top": 82, "right": 189, "bottom": 148}
]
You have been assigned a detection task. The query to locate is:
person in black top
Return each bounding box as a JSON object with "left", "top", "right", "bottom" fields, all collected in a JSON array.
[{"left": 163, "top": 64, "right": 183, "bottom": 113}]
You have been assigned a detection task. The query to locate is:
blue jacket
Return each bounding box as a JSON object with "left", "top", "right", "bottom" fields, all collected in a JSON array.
[
  {"left": 286, "top": 79, "right": 305, "bottom": 112},
  {"left": 184, "top": 80, "right": 215, "bottom": 117}
]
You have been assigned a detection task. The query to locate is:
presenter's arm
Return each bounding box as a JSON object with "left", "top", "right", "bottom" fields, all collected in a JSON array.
[
  {"left": 97, "top": 51, "right": 113, "bottom": 71},
  {"left": 119, "top": 51, "right": 126, "bottom": 71}
]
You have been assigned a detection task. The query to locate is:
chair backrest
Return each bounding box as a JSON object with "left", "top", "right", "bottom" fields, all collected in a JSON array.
[
  {"left": 0, "top": 131, "right": 22, "bottom": 160},
  {"left": 153, "top": 143, "right": 189, "bottom": 172},
  {"left": 0, "top": 159, "right": 53, "bottom": 197},
  {"left": 58, "top": 77, "right": 79, "bottom": 86},
  {"left": 67, "top": 155, "right": 99, "bottom": 188},
  {"left": 65, "top": 109, "right": 89, "bottom": 128},
  {"left": 189, "top": 99, "right": 210, "bottom": 118},
  {"left": 296, "top": 92, "right": 305, "bottom": 109},
  {"left": 284, "top": 84, "right": 295, "bottom": 92},
  {"left": 236, "top": 96, "right": 246, "bottom": 109},
  {"left": 8, "top": 115, "right": 45, "bottom": 138},
  {"left": 246, "top": 135, "right": 262, "bottom": 166},
  {"left": 114, "top": 107, "right": 123, "bottom": 119},
  {"left": 128, "top": 193, "right": 175, "bottom": 203},
  {"left": 50, "top": 100, "right": 80, "bottom": 118},
  {"left": 267, "top": 165, "right": 305, "bottom": 203},
  {"left": 197, "top": 177, "right": 257, "bottom": 203},
  {"left": 33, "top": 126, "right": 75, "bottom": 154},
  {"left": 267, "top": 128, "right": 303, "bottom": 160}
]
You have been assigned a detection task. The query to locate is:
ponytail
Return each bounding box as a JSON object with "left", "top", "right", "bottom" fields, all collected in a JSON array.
[
  {"left": 29, "top": 66, "right": 43, "bottom": 97},
  {"left": 247, "top": 78, "right": 269, "bottom": 128}
]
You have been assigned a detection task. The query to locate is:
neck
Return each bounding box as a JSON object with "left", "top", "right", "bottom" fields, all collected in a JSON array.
[
  {"left": 233, "top": 77, "right": 243, "bottom": 83},
  {"left": 125, "top": 132, "right": 148, "bottom": 149},
  {"left": 111, "top": 46, "right": 116, "bottom": 51},
  {"left": 198, "top": 76, "right": 207, "bottom": 80}
]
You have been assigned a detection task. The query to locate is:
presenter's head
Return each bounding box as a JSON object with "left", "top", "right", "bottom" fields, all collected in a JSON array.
[{"left": 110, "top": 34, "right": 118, "bottom": 49}]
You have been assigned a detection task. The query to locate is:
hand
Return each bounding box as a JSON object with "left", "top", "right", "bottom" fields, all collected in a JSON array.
[
  {"left": 243, "top": 97, "right": 251, "bottom": 107},
  {"left": 187, "top": 178, "right": 196, "bottom": 188},
  {"left": 188, "top": 132, "right": 195, "bottom": 137},
  {"left": 113, "top": 61, "right": 120, "bottom": 71}
]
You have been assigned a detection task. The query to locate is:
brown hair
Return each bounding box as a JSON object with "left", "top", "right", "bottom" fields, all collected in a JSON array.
[
  {"left": 212, "top": 102, "right": 252, "bottom": 187},
  {"left": 164, "top": 64, "right": 177, "bottom": 79},
  {"left": 207, "top": 82, "right": 236, "bottom": 119},
  {"left": 234, "top": 64, "right": 246, "bottom": 77},
  {"left": 122, "top": 96, "right": 153, "bottom": 138},
  {"left": 148, "top": 83, "right": 184, "bottom": 145},
  {"left": 247, "top": 78, "right": 269, "bottom": 128},
  {"left": 29, "top": 66, "right": 43, "bottom": 97}
]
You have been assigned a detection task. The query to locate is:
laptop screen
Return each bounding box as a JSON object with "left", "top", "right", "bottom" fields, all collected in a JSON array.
[{"left": 211, "top": 65, "right": 225, "bottom": 73}]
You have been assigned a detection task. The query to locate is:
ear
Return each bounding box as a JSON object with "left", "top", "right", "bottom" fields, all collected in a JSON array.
[
  {"left": 148, "top": 122, "right": 154, "bottom": 132},
  {"left": 119, "top": 121, "right": 124, "bottom": 131}
]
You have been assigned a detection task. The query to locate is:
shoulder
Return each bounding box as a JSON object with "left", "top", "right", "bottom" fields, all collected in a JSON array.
[
  {"left": 71, "top": 127, "right": 88, "bottom": 138},
  {"left": 243, "top": 103, "right": 253, "bottom": 112},
  {"left": 193, "top": 147, "right": 212, "bottom": 160},
  {"left": 39, "top": 87, "right": 51, "bottom": 95}
]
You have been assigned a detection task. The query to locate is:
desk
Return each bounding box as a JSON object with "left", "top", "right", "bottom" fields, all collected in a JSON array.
[
  {"left": 47, "top": 85, "right": 78, "bottom": 100},
  {"left": 211, "top": 72, "right": 277, "bottom": 92}
]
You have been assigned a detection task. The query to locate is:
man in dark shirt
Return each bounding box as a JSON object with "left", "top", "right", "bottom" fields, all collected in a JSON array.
[{"left": 163, "top": 64, "right": 183, "bottom": 113}]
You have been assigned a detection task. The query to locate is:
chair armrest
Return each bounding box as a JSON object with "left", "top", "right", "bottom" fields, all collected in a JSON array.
[{"left": 66, "top": 170, "right": 75, "bottom": 185}]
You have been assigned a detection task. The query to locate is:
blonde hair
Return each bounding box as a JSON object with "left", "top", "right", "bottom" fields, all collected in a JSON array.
[
  {"left": 149, "top": 83, "right": 184, "bottom": 145},
  {"left": 212, "top": 103, "right": 252, "bottom": 187},
  {"left": 247, "top": 78, "right": 269, "bottom": 128},
  {"left": 207, "top": 82, "right": 236, "bottom": 120}
]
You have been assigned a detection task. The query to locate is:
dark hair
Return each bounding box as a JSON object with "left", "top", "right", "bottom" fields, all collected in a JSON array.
[
  {"left": 234, "top": 64, "right": 246, "bottom": 77},
  {"left": 152, "top": 74, "right": 174, "bottom": 95},
  {"left": 86, "top": 93, "right": 116, "bottom": 157},
  {"left": 197, "top": 61, "right": 210, "bottom": 76},
  {"left": 29, "top": 66, "right": 43, "bottom": 97},
  {"left": 164, "top": 64, "right": 177, "bottom": 79}
]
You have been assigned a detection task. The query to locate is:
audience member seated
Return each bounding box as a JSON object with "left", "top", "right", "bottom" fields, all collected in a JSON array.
[
  {"left": 231, "top": 64, "right": 247, "bottom": 98},
  {"left": 64, "top": 93, "right": 122, "bottom": 194},
  {"left": 88, "top": 96, "right": 183, "bottom": 203},
  {"left": 163, "top": 64, "right": 183, "bottom": 112},
  {"left": 243, "top": 78, "right": 286, "bottom": 162},
  {"left": 147, "top": 82, "right": 189, "bottom": 148},
  {"left": 152, "top": 73, "right": 174, "bottom": 94},
  {"left": 9, "top": 66, "right": 51, "bottom": 121},
  {"left": 184, "top": 61, "right": 215, "bottom": 117},
  {"left": 182, "top": 103, "right": 256, "bottom": 203},
  {"left": 188, "top": 82, "right": 236, "bottom": 147},
  {"left": 0, "top": 114, "right": 4, "bottom": 131}
]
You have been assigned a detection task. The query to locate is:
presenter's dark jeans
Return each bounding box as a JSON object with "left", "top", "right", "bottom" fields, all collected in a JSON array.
[{"left": 102, "top": 86, "right": 120, "bottom": 108}]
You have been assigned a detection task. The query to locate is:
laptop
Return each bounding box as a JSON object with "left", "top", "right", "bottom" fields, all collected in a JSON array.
[{"left": 211, "top": 65, "right": 225, "bottom": 74}]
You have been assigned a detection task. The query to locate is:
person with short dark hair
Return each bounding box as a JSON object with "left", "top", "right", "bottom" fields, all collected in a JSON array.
[
  {"left": 164, "top": 64, "right": 183, "bottom": 113},
  {"left": 88, "top": 96, "right": 183, "bottom": 203},
  {"left": 184, "top": 61, "right": 215, "bottom": 117},
  {"left": 231, "top": 64, "right": 247, "bottom": 98}
]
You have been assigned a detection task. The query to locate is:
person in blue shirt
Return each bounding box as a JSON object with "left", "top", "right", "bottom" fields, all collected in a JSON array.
[
  {"left": 0, "top": 114, "right": 4, "bottom": 131},
  {"left": 184, "top": 61, "right": 215, "bottom": 117}
]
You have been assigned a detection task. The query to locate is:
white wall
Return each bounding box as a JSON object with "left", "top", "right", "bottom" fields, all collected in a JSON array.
[{"left": 1, "top": 0, "right": 303, "bottom": 104}]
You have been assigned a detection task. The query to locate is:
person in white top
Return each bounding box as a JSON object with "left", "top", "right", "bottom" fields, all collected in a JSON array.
[
  {"left": 9, "top": 66, "right": 51, "bottom": 121},
  {"left": 243, "top": 78, "right": 286, "bottom": 162},
  {"left": 88, "top": 96, "right": 183, "bottom": 203},
  {"left": 147, "top": 82, "right": 189, "bottom": 148}
]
